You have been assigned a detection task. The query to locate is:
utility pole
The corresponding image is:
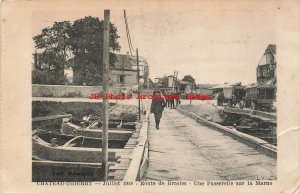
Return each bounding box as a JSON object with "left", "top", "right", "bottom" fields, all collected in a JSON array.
[
  {"left": 172, "top": 70, "right": 178, "bottom": 92},
  {"left": 137, "top": 48, "right": 141, "bottom": 120},
  {"left": 174, "top": 70, "right": 178, "bottom": 92},
  {"left": 102, "top": 9, "right": 110, "bottom": 181}
]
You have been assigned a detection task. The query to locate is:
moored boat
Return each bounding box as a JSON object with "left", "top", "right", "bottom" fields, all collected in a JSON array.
[
  {"left": 32, "top": 130, "right": 126, "bottom": 163},
  {"left": 61, "top": 118, "right": 136, "bottom": 140}
]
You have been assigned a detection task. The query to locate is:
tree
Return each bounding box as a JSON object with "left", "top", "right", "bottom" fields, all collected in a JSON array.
[
  {"left": 33, "top": 21, "right": 72, "bottom": 84},
  {"left": 69, "top": 16, "right": 120, "bottom": 85},
  {"left": 182, "top": 75, "right": 196, "bottom": 84},
  {"left": 33, "top": 17, "right": 121, "bottom": 85}
]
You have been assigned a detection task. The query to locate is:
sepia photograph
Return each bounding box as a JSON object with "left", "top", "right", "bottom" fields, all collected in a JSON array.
[
  {"left": 1, "top": 0, "right": 300, "bottom": 193},
  {"left": 31, "top": 7, "right": 277, "bottom": 182}
]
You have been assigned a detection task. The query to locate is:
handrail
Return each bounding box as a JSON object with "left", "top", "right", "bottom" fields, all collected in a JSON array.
[{"left": 123, "top": 111, "right": 149, "bottom": 181}]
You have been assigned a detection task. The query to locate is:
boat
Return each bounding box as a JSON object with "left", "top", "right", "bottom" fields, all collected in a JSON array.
[
  {"left": 32, "top": 130, "right": 127, "bottom": 163},
  {"left": 65, "top": 116, "right": 137, "bottom": 129},
  {"left": 60, "top": 118, "right": 136, "bottom": 140}
]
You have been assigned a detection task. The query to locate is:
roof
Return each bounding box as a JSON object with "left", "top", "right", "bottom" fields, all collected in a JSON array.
[
  {"left": 245, "top": 83, "right": 257, "bottom": 89},
  {"left": 267, "top": 44, "right": 276, "bottom": 54},
  {"left": 178, "top": 80, "right": 190, "bottom": 85},
  {"left": 258, "top": 44, "right": 276, "bottom": 66},
  {"left": 209, "top": 83, "right": 232, "bottom": 89},
  {"left": 209, "top": 82, "right": 245, "bottom": 90},
  {"left": 114, "top": 54, "right": 135, "bottom": 70},
  {"left": 197, "top": 84, "right": 218, "bottom": 89}
]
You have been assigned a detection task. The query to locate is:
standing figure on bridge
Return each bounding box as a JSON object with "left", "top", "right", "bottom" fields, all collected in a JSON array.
[
  {"left": 165, "top": 91, "right": 170, "bottom": 108},
  {"left": 150, "top": 90, "right": 166, "bottom": 129},
  {"left": 217, "top": 92, "right": 225, "bottom": 106},
  {"left": 170, "top": 92, "right": 175, "bottom": 109},
  {"left": 175, "top": 91, "right": 180, "bottom": 107}
]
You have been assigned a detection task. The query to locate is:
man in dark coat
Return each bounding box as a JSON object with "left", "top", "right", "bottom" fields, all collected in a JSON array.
[
  {"left": 166, "top": 97, "right": 170, "bottom": 108},
  {"left": 175, "top": 91, "right": 180, "bottom": 107},
  {"left": 170, "top": 92, "right": 175, "bottom": 109},
  {"left": 217, "top": 92, "right": 224, "bottom": 106},
  {"left": 150, "top": 90, "right": 166, "bottom": 129}
]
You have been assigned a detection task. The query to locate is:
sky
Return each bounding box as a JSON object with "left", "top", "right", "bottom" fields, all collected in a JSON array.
[{"left": 32, "top": 2, "right": 278, "bottom": 84}]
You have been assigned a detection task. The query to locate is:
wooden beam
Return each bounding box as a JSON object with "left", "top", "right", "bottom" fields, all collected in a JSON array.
[
  {"left": 32, "top": 160, "right": 116, "bottom": 168},
  {"left": 102, "top": 9, "right": 110, "bottom": 181},
  {"left": 123, "top": 111, "right": 149, "bottom": 181},
  {"left": 32, "top": 114, "right": 72, "bottom": 122}
]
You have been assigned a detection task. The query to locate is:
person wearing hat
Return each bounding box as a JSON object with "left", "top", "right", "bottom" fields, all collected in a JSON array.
[{"left": 150, "top": 90, "right": 166, "bottom": 129}]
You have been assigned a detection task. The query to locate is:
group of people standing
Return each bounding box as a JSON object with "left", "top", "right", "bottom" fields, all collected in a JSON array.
[
  {"left": 150, "top": 90, "right": 181, "bottom": 130},
  {"left": 165, "top": 91, "right": 181, "bottom": 109}
]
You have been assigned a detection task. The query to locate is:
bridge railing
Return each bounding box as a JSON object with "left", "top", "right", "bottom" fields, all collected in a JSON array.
[{"left": 123, "top": 111, "right": 150, "bottom": 181}]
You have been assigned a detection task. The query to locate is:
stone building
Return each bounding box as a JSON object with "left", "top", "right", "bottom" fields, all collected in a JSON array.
[
  {"left": 110, "top": 54, "right": 138, "bottom": 86},
  {"left": 109, "top": 53, "right": 149, "bottom": 90}
]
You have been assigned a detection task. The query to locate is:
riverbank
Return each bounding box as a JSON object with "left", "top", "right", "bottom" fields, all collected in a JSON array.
[
  {"left": 179, "top": 100, "right": 224, "bottom": 124},
  {"left": 176, "top": 106, "right": 277, "bottom": 158}
]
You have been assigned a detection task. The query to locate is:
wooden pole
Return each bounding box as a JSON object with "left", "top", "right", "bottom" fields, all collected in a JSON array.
[
  {"left": 174, "top": 70, "right": 178, "bottom": 92},
  {"left": 102, "top": 9, "right": 110, "bottom": 181},
  {"left": 137, "top": 48, "right": 141, "bottom": 120}
]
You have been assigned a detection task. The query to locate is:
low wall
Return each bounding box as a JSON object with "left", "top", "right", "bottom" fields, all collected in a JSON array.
[
  {"left": 32, "top": 84, "right": 151, "bottom": 98},
  {"left": 32, "top": 84, "right": 104, "bottom": 98}
]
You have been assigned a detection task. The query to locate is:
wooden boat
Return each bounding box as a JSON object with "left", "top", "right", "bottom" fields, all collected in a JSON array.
[
  {"left": 61, "top": 119, "right": 135, "bottom": 140},
  {"left": 65, "top": 117, "right": 137, "bottom": 129},
  {"left": 32, "top": 130, "right": 127, "bottom": 163}
]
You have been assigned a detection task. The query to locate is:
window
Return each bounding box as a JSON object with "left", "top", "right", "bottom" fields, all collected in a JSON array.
[
  {"left": 266, "top": 89, "right": 275, "bottom": 99},
  {"left": 120, "top": 75, "right": 125, "bottom": 83}
]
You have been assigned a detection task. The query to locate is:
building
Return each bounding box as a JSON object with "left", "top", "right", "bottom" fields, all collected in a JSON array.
[
  {"left": 154, "top": 75, "right": 194, "bottom": 94},
  {"left": 257, "top": 44, "right": 276, "bottom": 88},
  {"left": 110, "top": 53, "right": 138, "bottom": 87},
  {"left": 244, "top": 44, "right": 277, "bottom": 110},
  {"left": 196, "top": 84, "right": 215, "bottom": 95},
  {"left": 109, "top": 53, "right": 150, "bottom": 90}
]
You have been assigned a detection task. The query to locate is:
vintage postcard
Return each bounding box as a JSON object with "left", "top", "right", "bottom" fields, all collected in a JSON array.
[{"left": 1, "top": 0, "right": 300, "bottom": 192}]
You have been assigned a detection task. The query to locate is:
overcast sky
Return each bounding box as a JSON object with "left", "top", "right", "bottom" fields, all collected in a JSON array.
[{"left": 33, "top": 3, "right": 278, "bottom": 84}]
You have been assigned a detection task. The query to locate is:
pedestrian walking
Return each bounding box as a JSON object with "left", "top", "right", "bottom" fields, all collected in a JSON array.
[{"left": 150, "top": 90, "right": 166, "bottom": 129}]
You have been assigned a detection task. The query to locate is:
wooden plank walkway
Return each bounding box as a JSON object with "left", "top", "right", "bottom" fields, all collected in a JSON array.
[{"left": 143, "top": 108, "right": 276, "bottom": 181}]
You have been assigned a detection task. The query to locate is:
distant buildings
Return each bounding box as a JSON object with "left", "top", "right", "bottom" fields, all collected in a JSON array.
[
  {"left": 196, "top": 84, "right": 215, "bottom": 95},
  {"left": 154, "top": 75, "right": 193, "bottom": 93}
]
